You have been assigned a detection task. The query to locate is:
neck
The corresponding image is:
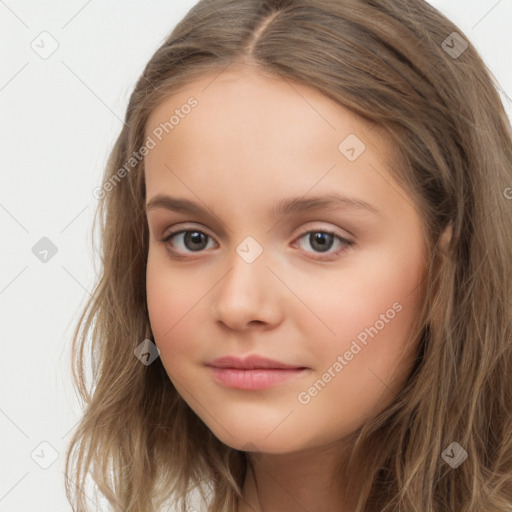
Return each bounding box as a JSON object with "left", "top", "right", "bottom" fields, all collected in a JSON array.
[{"left": 238, "top": 442, "right": 356, "bottom": 512}]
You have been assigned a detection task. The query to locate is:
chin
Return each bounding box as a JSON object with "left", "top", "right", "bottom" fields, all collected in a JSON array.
[{"left": 208, "top": 426, "right": 305, "bottom": 455}]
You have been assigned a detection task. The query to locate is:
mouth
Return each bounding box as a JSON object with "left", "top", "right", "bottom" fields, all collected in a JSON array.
[
  {"left": 205, "top": 355, "right": 309, "bottom": 390},
  {"left": 206, "top": 354, "right": 306, "bottom": 370},
  {"left": 207, "top": 367, "right": 308, "bottom": 390}
]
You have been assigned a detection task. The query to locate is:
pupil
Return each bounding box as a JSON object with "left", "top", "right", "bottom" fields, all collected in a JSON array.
[
  {"left": 311, "top": 232, "right": 333, "bottom": 252},
  {"left": 186, "top": 231, "right": 206, "bottom": 250}
]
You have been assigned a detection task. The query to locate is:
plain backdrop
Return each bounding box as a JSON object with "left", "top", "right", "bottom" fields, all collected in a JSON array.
[{"left": 1, "top": 1, "right": 511, "bottom": 510}]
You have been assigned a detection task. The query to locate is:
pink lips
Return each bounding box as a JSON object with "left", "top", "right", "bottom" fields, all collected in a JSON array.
[{"left": 206, "top": 355, "right": 308, "bottom": 390}]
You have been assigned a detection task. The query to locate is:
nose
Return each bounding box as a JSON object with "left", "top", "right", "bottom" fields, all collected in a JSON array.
[{"left": 212, "top": 245, "right": 284, "bottom": 331}]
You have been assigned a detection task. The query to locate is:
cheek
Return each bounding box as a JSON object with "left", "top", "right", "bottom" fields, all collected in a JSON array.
[
  {"left": 304, "top": 247, "right": 425, "bottom": 410},
  {"left": 146, "top": 252, "right": 203, "bottom": 364},
  {"left": 296, "top": 267, "right": 421, "bottom": 442},
  {"left": 295, "top": 241, "right": 425, "bottom": 351}
]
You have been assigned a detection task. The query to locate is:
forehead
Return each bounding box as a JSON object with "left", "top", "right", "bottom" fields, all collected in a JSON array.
[
  {"left": 146, "top": 66, "right": 356, "bottom": 125},
  {"left": 142, "top": 66, "right": 414, "bottom": 226},
  {"left": 152, "top": 65, "right": 386, "bottom": 141},
  {"left": 145, "top": 68, "right": 387, "bottom": 167}
]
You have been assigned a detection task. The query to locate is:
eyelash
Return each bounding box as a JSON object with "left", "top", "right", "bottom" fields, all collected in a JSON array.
[{"left": 160, "top": 226, "right": 355, "bottom": 261}]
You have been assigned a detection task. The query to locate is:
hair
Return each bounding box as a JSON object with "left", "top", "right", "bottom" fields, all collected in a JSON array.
[{"left": 64, "top": 0, "right": 512, "bottom": 510}]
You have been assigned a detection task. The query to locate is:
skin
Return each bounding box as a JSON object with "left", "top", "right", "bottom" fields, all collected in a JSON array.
[{"left": 144, "top": 64, "right": 428, "bottom": 511}]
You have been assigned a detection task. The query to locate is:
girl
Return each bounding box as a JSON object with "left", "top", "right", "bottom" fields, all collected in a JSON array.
[{"left": 65, "top": 0, "right": 512, "bottom": 511}]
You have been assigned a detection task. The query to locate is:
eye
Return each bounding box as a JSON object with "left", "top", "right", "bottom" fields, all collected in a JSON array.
[
  {"left": 293, "top": 229, "right": 354, "bottom": 259},
  {"left": 161, "top": 229, "right": 216, "bottom": 255},
  {"left": 160, "top": 226, "right": 354, "bottom": 260}
]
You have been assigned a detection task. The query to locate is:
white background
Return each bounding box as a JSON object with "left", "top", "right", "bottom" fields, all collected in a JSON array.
[{"left": 1, "top": 1, "right": 511, "bottom": 510}]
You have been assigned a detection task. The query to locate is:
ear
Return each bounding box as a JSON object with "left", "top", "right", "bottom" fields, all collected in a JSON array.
[
  {"left": 439, "top": 223, "right": 452, "bottom": 256},
  {"left": 427, "top": 223, "right": 453, "bottom": 331}
]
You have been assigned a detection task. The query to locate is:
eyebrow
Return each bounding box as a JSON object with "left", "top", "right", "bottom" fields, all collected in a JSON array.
[{"left": 145, "top": 193, "right": 383, "bottom": 218}]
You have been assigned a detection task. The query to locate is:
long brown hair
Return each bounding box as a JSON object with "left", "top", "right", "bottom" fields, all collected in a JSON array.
[{"left": 65, "top": 0, "right": 512, "bottom": 510}]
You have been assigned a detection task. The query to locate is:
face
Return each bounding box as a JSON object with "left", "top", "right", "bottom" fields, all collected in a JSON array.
[{"left": 144, "top": 66, "right": 428, "bottom": 454}]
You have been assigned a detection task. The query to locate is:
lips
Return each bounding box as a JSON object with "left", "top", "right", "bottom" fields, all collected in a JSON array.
[
  {"left": 206, "top": 355, "right": 305, "bottom": 370},
  {"left": 205, "top": 355, "right": 309, "bottom": 390}
]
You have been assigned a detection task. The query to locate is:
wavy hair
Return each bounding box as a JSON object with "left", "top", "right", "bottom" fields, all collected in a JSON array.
[{"left": 65, "top": 0, "right": 512, "bottom": 510}]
